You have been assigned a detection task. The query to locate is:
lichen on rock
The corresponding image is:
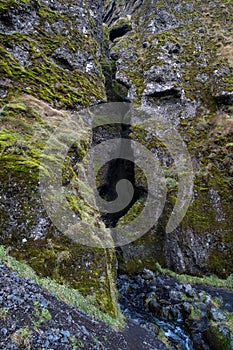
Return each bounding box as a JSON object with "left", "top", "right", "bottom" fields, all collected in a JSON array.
[{"left": 107, "top": 0, "right": 233, "bottom": 278}]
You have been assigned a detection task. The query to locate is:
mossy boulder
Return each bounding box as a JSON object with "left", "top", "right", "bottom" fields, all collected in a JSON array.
[{"left": 203, "top": 324, "right": 233, "bottom": 350}]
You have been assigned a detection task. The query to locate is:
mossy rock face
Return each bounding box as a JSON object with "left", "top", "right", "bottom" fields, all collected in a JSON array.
[
  {"left": 203, "top": 324, "right": 232, "bottom": 350},
  {"left": 1, "top": 0, "right": 233, "bottom": 310},
  {"left": 117, "top": 108, "right": 233, "bottom": 277},
  {"left": 107, "top": 0, "right": 233, "bottom": 277},
  {"left": 0, "top": 0, "right": 106, "bottom": 107},
  {"left": 108, "top": 0, "right": 233, "bottom": 105},
  {"left": 164, "top": 109, "right": 233, "bottom": 277},
  {"left": 116, "top": 199, "right": 166, "bottom": 274},
  {"left": 0, "top": 1, "right": 122, "bottom": 318},
  {"left": 0, "top": 95, "right": 118, "bottom": 317}
]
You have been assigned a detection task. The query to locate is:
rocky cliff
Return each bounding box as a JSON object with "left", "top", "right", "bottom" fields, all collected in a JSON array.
[
  {"left": 0, "top": 0, "right": 118, "bottom": 318},
  {"left": 0, "top": 0, "right": 233, "bottom": 321},
  {"left": 103, "top": 0, "right": 233, "bottom": 278}
]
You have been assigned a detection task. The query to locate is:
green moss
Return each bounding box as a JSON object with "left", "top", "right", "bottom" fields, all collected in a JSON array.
[
  {"left": 111, "top": 0, "right": 233, "bottom": 108},
  {"left": 117, "top": 228, "right": 166, "bottom": 275},
  {"left": 204, "top": 324, "right": 231, "bottom": 350},
  {"left": 0, "top": 0, "right": 29, "bottom": 13},
  {"left": 111, "top": 80, "right": 128, "bottom": 101},
  {"left": 0, "top": 245, "right": 124, "bottom": 329},
  {"left": 100, "top": 55, "right": 128, "bottom": 101},
  {"left": 153, "top": 263, "right": 233, "bottom": 290},
  {"left": 0, "top": 1, "right": 106, "bottom": 108},
  {"left": 225, "top": 312, "right": 233, "bottom": 333},
  {"left": 188, "top": 305, "right": 202, "bottom": 320},
  {"left": 9, "top": 236, "right": 118, "bottom": 317},
  {"left": 118, "top": 199, "right": 144, "bottom": 226},
  {"left": 0, "top": 95, "right": 119, "bottom": 317},
  {"left": 129, "top": 102, "right": 233, "bottom": 275},
  {"left": 0, "top": 43, "right": 104, "bottom": 107}
]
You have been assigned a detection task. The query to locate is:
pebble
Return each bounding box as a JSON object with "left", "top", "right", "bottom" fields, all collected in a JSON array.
[
  {"left": 205, "top": 295, "right": 211, "bottom": 303},
  {"left": 61, "top": 330, "right": 71, "bottom": 338},
  {"left": 0, "top": 263, "right": 123, "bottom": 349},
  {"left": 183, "top": 284, "right": 195, "bottom": 297},
  {"left": 209, "top": 307, "right": 226, "bottom": 321},
  {"left": 183, "top": 302, "right": 192, "bottom": 315},
  {"left": 1, "top": 328, "right": 8, "bottom": 336},
  {"left": 142, "top": 268, "right": 155, "bottom": 280},
  {"left": 81, "top": 325, "right": 89, "bottom": 336}
]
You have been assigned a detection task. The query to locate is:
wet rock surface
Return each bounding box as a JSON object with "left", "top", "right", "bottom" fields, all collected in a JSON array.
[{"left": 118, "top": 269, "right": 233, "bottom": 350}]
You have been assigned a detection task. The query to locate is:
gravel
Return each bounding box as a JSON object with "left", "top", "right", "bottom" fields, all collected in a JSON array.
[{"left": 0, "top": 263, "right": 168, "bottom": 350}]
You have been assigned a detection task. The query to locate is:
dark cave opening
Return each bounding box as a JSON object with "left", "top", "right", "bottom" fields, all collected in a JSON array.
[
  {"left": 109, "top": 24, "right": 132, "bottom": 41},
  {"left": 95, "top": 123, "right": 147, "bottom": 228}
]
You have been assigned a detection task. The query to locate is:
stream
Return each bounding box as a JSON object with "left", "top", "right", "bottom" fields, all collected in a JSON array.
[{"left": 117, "top": 272, "right": 195, "bottom": 350}]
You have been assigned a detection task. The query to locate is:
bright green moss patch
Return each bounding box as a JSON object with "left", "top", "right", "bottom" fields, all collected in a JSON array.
[
  {"left": 0, "top": 1, "right": 106, "bottom": 107},
  {"left": 0, "top": 96, "right": 65, "bottom": 175},
  {"left": 0, "top": 43, "right": 103, "bottom": 107},
  {"left": 0, "top": 0, "right": 29, "bottom": 13},
  {"left": 154, "top": 262, "right": 233, "bottom": 290}
]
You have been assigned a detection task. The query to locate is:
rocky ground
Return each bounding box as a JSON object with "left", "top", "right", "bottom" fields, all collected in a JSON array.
[
  {"left": 0, "top": 262, "right": 167, "bottom": 350},
  {"left": 1, "top": 260, "right": 232, "bottom": 350}
]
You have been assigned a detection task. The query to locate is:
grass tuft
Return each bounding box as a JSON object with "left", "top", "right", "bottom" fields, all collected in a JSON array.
[{"left": 155, "top": 262, "right": 233, "bottom": 290}]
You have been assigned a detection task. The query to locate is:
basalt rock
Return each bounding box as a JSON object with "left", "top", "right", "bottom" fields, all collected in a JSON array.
[
  {"left": 0, "top": 0, "right": 106, "bottom": 107},
  {"left": 0, "top": 0, "right": 233, "bottom": 328},
  {"left": 109, "top": 0, "right": 233, "bottom": 278},
  {"left": 0, "top": 0, "right": 115, "bottom": 318},
  {"left": 118, "top": 269, "right": 233, "bottom": 350}
]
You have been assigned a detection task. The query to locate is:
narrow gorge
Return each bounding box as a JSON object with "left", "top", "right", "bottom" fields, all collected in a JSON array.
[{"left": 0, "top": 0, "right": 233, "bottom": 349}]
